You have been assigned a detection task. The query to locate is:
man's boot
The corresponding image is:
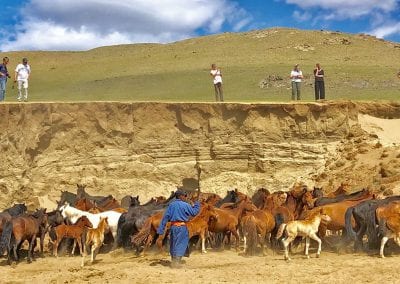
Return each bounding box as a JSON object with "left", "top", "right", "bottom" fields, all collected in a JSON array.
[{"left": 171, "top": 257, "right": 183, "bottom": 269}]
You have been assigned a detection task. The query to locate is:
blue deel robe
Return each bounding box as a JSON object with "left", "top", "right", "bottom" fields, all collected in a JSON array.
[{"left": 157, "top": 199, "right": 201, "bottom": 257}]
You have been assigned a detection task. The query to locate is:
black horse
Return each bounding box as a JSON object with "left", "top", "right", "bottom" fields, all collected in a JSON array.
[
  {"left": 215, "top": 190, "right": 239, "bottom": 208},
  {"left": 116, "top": 191, "right": 176, "bottom": 248},
  {"left": 0, "top": 203, "right": 28, "bottom": 234},
  {"left": 345, "top": 195, "right": 400, "bottom": 250},
  {"left": 121, "top": 195, "right": 141, "bottom": 209}
]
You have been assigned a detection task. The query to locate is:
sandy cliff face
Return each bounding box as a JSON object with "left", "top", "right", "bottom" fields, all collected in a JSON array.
[{"left": 0, "top": 101, "right": 399, "bottom": 210}]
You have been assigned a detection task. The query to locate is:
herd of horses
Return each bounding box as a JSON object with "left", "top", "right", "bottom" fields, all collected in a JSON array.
[{"left": 1, "top": 183, "right": 400, "bottom": 267}]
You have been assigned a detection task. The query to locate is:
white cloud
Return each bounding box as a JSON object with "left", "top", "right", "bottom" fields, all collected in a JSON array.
[
  {"left": 1, "top": 0, "right": 251, "bottom": 51},
  {"left": 286, "top": 0, "right": 398, "bottom": 19},
  {"left": 293, "top": 10, "right": 312, "bottom": 22},
  {"left": 369, "top": 22, "right": 400, "bottom": 39}
]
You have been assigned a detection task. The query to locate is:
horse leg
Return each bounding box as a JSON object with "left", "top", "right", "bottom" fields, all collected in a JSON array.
[
  {"left": 71, "top": 239, "right": 77, "bottom": 255},
  {"left": 53, "top": 238, "right": 59, "bottom": 257},
  {"left": 201, "top": 230, "right": 207, "bottom": 254},
  {"left": 77, "top": 237, "right": 82, "bottom": 256},
  {"left": 380, "top": 236, "right": 389, "bottom": 258},
  {"left": 309, "top": 233, "right": 322, "bottom": 258},
  {"left": 304, "top": 237, "right": 310, "bottom": 259},
  {"left": 355, "top": 224, "right": 366, "bottom": 252},
  {"left": 232, "top": 229, "right": 240, "bottom": 251},
  {"left": 90, "top": 244, "right": 95, "bottom": 263},
  {"left": 27, "top": 236, "right": 35, "bottom": 263},
  {"left": 282, "top": 236, "right": 294, "bottom": 261}
]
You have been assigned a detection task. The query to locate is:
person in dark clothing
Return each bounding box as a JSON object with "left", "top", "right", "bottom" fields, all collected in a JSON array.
[
  {"left": 157, "top": 190, "right": 201, "bottom": 268},
  {"left": 314, "top": 63, "right": 325, "bottom": 100},
  {"left": 0, "top": 57, "right": 10, "bottom": 101}
]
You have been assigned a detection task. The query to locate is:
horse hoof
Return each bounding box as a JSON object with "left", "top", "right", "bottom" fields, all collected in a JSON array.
[
  {"left": 316, "top": 254, "right": 320, "bottom": 258},
  {"left": 306, "top": 255, "right": 310, "bottom": 259},
  {"left": 202, "top": 250, "right": 207, "bottom": 254},
  {"left": 380, "top": 255, "right": 385, "bottom": 259}
]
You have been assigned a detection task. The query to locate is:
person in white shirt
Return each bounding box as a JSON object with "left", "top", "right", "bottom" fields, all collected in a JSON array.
[
  {"left": 210, "top": 64, "right": 223, "bottom": 102},
  {"left": 14, "top": 58, "right": 31, "bottom": 102},
  {"left": 290, "top": 64, "right": 303, "bottom": 100}
]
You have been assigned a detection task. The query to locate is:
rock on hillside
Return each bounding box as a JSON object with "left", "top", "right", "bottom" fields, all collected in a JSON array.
[{"left": 0, "top": 101, "right": 399, "bottom": 210}]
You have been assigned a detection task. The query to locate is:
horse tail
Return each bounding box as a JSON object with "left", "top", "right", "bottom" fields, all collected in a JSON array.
[
  {"left": 242, "top": 216, "right": 258, "bottom": 256},
  {"left": 345, "top": 206, "right": 357, "bottom": 240},
  {"left": 365, "top": 205, "right": 379, "bottom": 249},
  {"left": 131, "top": 216, "right": 153, "bottom": 248},
  {"left": 0, "top": 221, "right": 13, "bottom": 255},
  {"left": 377, "top": 218, "right": 387, "bottom": 239},
  {"left": 116, "top": 213, "right": 126, "bottom": 247},
  {"left": 275, "top": 223, "right": 287, "bottom": 240}
]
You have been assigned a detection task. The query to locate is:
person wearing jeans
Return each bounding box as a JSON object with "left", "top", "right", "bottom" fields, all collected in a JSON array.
[
  {"left": 0, "top": 57, "right": 10, "bottom": 101},
  {"left": 290, "top": 64, "right": 303, "bottom": 100}
]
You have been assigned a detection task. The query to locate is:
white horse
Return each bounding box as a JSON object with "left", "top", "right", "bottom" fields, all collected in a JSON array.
[
  {"left": 59, "top": 203, "right": 121, "bottom": 241},
  {"left": 276, "top": 209, "right": 331, "bottom": 261}
]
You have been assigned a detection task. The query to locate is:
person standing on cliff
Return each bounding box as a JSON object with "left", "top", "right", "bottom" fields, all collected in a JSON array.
[
  {"left": 157, "top": 190, "right": 200, "bottom": 268},
  {"left": 290, "top": 64, "right": 303, "bottom": 100},
  {"left": 14, "top": 57, "right": 31, "bottom": 102},
  {"left": 210, "top": 64, "right": 223, "bottom": 102},
  {"left": 314, "top": 63, "right": 325, "bottom": 100},
  {"left": 0, "top": 57, "right": 10, "bottom": 101}
]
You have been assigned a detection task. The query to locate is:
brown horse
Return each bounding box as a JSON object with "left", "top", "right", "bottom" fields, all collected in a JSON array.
[
  {"left": 208, "top": 199, "right": 256, "bottom": 250},
  {"left": 376, "top": 201, "right": 400, "bottom": 257},
  {"left": 301, "top": 193, "right": 375, "bottom": 240},
  {"left": 251, "top": 188, "right": 271, "bottom": 209},
  {"left": 81, "top": 217, "right": 108, "bottom": 267},
  {"left": 327, "top": 183, "right": 349, "bottom": 198},
  {"left": 0, "top": 203, "right": 27, "bottom": 235},
  {"left": 0, "top": 208, "right": 47, "bottom": 264},
  {"left": 241, "top": 208, "right": 275, "bottom": 256},
  {"left": 53, "top": 215, "right": 93, "bottom": 257},
  {"left": 75, "top": 198, "right": 127, "bottom": 213},
  {"left": 132, "top": 203, "right": 218, "bottom": 254}
]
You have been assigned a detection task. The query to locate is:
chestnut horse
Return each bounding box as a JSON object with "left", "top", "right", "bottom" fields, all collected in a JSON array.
[
  {"left": 75, "top": 198, "right": 127, "bottom": 213},
  {"left": 208, "top": 199, "right": 256, "bottom": 250},
  {"left": 132, "top": 203, "right": 217, "bottom": 254},
  {"left": 0, "top": 208, "right": 47, "bottom": 264},
  {"left": 53, "top": 215, "right": 93, "bottom": 257},
  {"left": 81, "top": 217, "right": 108, "bottom": 267},
  {"left": 376, "top": 201, "right": 400, "bottom": 257}
]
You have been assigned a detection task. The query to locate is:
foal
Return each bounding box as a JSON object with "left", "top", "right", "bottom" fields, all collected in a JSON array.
[
  {"left": 276, "top": 209, "right": 331, "bottom": 261},
  {"left": 53, "top": 216, "right": 93, "bottom": 257},
  {"left": 81, "top": 217, "right": 108, "bottom": 267}
]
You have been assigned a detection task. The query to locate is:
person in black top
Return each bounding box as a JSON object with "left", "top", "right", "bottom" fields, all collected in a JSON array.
[
  {"left": 314, "top": 63, "right": 325, "bottom": 100},
  {"left": 0, "top": 57, "right": 10, "bottom": 101}
]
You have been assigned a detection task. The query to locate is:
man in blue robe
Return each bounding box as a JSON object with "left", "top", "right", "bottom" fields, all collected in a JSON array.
[{"left": 157, "top": 189, "right": 201, "bottom": 268}]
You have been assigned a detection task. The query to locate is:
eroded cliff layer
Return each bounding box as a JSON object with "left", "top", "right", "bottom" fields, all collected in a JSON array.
[{"left": 0, "top": 101, "right": 399, "bottom": 209}]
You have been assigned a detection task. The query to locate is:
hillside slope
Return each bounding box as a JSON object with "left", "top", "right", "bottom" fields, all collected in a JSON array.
[{"left": 2, "top": 28, "right": 400, "bottom": 102}]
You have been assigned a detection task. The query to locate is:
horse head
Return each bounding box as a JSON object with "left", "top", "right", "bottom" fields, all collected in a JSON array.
[
  {"left": 312, "top": 187, "right": 324, "bottom": 198},
  {"left": 302, "top": 191, "right": 316, "bottom": 209}
]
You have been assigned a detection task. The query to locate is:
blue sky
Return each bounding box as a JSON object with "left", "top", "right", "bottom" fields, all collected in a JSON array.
[{"left": 0, "top": 0, "right": 399, "bottom": 51}]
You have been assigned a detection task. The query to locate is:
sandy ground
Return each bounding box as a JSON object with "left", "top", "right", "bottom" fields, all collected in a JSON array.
[{"left": 1, "top": 243, "right": 400, "bottom": 284}]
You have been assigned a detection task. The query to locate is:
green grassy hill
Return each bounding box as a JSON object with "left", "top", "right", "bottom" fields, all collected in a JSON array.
[{"left": 3, "top": 28, "right": 400, "bottom": 102}]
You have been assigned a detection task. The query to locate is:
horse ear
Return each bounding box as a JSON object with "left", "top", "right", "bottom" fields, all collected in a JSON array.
[
  {"left": 235, "top": 188, "right": 238, "bottom": 193},
  {"left": 137, "top": 195, "right": 139, "bottom": 200}
]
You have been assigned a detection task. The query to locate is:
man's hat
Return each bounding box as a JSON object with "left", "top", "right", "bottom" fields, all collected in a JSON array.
[{"left": 175, "top": 189, "right": 187, "bottom": 197}]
